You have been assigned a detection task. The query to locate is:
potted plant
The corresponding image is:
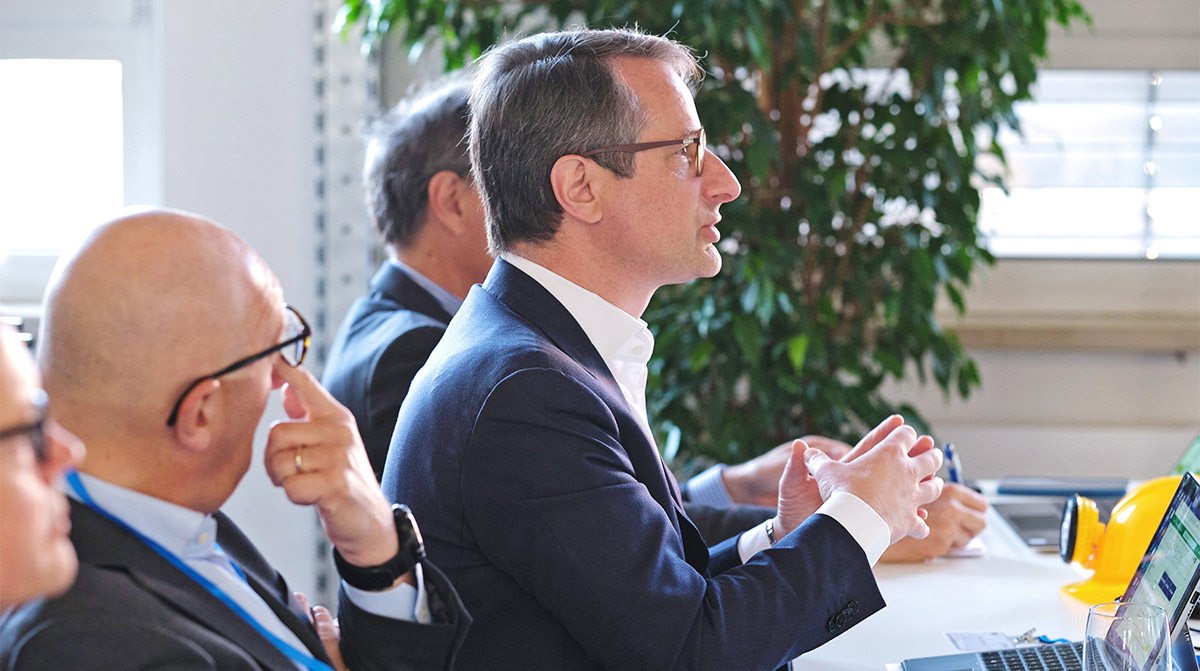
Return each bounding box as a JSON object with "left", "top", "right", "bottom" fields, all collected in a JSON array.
[{"left": 336, "top": 0, "right": 1088, "bottom": 467}]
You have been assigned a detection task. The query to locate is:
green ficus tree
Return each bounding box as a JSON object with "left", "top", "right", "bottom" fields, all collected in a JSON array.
[{"left": 337, "top": 0, "right": 1088, "bottom": 466}]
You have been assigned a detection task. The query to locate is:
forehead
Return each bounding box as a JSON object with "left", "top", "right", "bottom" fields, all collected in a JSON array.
[
  {"left": 613, "top": 57, "right": 700, "bottom": 138},
  {"left": 0, "top": 331, "right": 38, "bottom": 428}
]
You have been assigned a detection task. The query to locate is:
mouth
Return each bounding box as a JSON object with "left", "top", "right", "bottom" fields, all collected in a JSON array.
[{"left": 702, "top": 218, "right": 721, "bottom": 242}]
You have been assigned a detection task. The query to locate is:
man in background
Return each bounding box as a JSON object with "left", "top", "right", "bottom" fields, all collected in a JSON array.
[
  {"left": 325, "top": 75, "right": 986, "bottom": 561},
  {"left": 0, "top": 210, "right": 468, "bottom": 670},
  {"left": 324, "top": 76, "right": 490, "bottom": 481}
]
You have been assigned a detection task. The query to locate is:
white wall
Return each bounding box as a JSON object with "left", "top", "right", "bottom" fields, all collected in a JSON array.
[{"left": 157, "top": 0, "right": 326, "bottom": 602}]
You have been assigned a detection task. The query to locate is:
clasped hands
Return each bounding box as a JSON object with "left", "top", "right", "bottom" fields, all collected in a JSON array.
[{"left": 728, "top": 415, "right": 988, "bottom": 559}]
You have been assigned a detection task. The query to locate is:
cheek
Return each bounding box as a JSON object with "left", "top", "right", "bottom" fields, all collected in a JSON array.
[{"left": 0, "top": 470, "right": 77, "bottom": 605}]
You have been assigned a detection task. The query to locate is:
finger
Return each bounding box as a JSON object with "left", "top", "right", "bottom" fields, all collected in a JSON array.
[
  {"left": 906, "top": 435, "right": 937, "bottom": 457},
  {"left": 294, "top": 592, "right": 313, "bottom": 624},
  {"left": 908, "top": 517, "right": 932, "bottom": 540},
  {"left": 916, "top": 476, "right": 945, "bottom": 507},
  {"left": 802, "top": 446, "right": 833, "bottom": 477},
  {"left": 944, "top": 482, "right": 989, "bottom": 511},
  {"left": 777, "top": 440, "right": 809, "bottom": 493},
  {"left": 312, "top": 605, "right": 340, "bottom": 639},
  {"left": 909, "top": 440, "right": 944, "bottom": 479},
  {"left": 265, "top": 444, "right": 327, "bottom": 485},
  {"left": 844, "top": 415, "right": 905, "bottom": 461},
  {"left": 274, "top": 363, "right": 342, "bottom": 421}
]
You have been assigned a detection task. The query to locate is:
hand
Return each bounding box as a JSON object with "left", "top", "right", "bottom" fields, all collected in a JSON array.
[
  {"left": 773, "top": 439, "right": 825, "bottom": 537},
  {"left": 803, "top": 415, "right": 944, "bottom": 544},
  {"left": 881, "top": 483, "right": 989, "bottom": 562},
  {"left": 264, "top": 363, "right": 399, "bottom": 567},
  {"left": 722, "top": 435, "right": 853, "bottom": 507},
  {"left": 295, "top": 592, "right": 348, "bottom": 671}
]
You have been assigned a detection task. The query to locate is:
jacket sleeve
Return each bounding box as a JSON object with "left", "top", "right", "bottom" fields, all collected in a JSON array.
[
  {"left": 337, "top": 559, "right": 472, "bottom": 671},
  {"left": 461, "top": 367, "right": 885, "bottom": 671}
]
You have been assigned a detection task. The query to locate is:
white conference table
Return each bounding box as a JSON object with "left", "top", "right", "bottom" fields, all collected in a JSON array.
[{"left": 794, "top": 504, "right": 1095, "bottom": 670}]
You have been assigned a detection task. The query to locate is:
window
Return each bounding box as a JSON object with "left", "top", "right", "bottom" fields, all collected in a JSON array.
[
  {"left": 0, "top": 59, "right": 125, "bottom": 252},
  {"left": 980, "top": 70, "right": 1200, "bottom": 259},
  {"left": 0, "top": 0, "right": 160, "bottom": 309}
]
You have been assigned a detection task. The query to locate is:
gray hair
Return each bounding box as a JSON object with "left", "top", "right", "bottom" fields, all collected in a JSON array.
[
  {"left": 468, "top": 28, "right": 701, "bottom": 254},
  {"left": 364, "top": 73, "right": 473, "bottom": 248}
]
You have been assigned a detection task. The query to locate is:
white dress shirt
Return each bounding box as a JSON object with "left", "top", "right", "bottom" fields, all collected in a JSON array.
[{"left": 502, "top": 253, "right": 890, "bottom": 565}]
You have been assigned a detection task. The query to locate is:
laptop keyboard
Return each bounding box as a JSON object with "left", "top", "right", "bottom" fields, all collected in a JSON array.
[{"left": 978, "top": 642, "right": 1083, "bottom": 671}]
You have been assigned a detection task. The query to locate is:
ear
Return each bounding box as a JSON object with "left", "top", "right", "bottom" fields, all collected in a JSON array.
[
  {"left": 426, "top": 170, "right": 475, "bottom": 236},
  {"left": 550, "top": 155, "right": 602, "bottom": 225},
  {"left": 171, "top": 378, "right": 220, "bottom": 453}
]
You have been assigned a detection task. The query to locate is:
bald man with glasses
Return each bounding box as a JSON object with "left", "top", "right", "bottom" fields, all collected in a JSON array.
[{"left": 0, "top": 209, "right": 468, "bottom": 671}]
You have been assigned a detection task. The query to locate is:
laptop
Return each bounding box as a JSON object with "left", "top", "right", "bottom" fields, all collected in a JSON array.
[
  {"left": 901, "top": 472, "right": 1200, "bottom": 671},
  {"left": 994, "top": 432, "right": 1200, "bottom": 551}
]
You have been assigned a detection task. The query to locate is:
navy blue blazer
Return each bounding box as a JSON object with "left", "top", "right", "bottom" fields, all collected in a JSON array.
[
  {"left": 0, "top": 500, "right": 470, "bottom": 671},
  {"left": 325, "top": 261, "right": 771, "bottom": 541},
  {"left": 383, "top": 259, "right": 885, "bottom": 671},
  {"left": 324, "top": 262, "right": 455, "bottom": 480}
]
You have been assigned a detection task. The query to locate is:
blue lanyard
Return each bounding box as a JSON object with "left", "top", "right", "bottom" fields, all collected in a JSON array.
[{"left": 66, "top": 470, "right": 334, "bottom": 671}]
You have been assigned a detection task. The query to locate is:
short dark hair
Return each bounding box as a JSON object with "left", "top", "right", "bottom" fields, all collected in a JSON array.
[
  {"left": 364, "top": 73, "right": 473, "bottom": 248},
  {"left": 468, "top": 29, "right": 701, "bottom": 254}
]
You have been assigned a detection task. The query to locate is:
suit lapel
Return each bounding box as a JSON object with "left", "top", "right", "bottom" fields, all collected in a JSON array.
[
  {"left": 70, "top": 500, "right": 327, "bottom": 670},
  {"left": 482, "top": 259, "right": 711, "bottom": 572},
  {"left": 371, "top": 262, "right": 454, "bottom": 325}
]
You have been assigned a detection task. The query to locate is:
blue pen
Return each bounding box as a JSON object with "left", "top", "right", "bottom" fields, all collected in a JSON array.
[{"left": 943, "top": 443, "right": 963, "bottom": 484}]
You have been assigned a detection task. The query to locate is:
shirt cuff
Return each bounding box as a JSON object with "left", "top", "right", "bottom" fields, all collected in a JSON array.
[
  {"left": 685, "top": 464, "right": 734, "bottom": 507},
  {"left": 341, "top": 562, "right": 432, "bottom": 624},
  {"left": 736, "top": 520, "right": 774, "bottom": 563},
  {"left": 816, "top": 491, "right": 890, "bottom": 566}
]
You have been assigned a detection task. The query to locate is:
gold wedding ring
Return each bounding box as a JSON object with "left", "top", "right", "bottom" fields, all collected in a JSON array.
[{"left": 295, "top": 446, "right": 305, "bottom": 474}]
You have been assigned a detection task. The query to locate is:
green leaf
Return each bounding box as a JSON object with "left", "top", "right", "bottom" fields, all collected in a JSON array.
[{"left": 786, "top": 334, "right": 809, "bottom": 372}]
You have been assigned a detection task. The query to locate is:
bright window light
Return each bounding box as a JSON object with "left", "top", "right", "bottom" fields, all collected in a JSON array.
[
  {"left": 980, "top": 70, "right": 1200, "bottom": 259},
  {"left": 0, "top": 59, "right": 124, "bottom": 254}
]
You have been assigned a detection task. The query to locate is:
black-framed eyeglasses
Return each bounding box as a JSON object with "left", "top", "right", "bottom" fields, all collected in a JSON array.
[
  {"left": 0, "top": 388, "right": 48, "bottom": 463},
  {"left": 165, "top": 305, "right": 311, "bottom": 427},
  {"left": 581, "top": 128, "right": 706, "bottom": 177}
]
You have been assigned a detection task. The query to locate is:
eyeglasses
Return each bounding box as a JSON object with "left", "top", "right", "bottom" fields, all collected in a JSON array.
[
  {"left": 581, "top": 128, "right": 706, "bottom": 177},
  {"left": 0, "top": 388, "right": 48, "bottom": 463},
  {"left": 166, "top": 305, "right": 311, "bottom": 427}
]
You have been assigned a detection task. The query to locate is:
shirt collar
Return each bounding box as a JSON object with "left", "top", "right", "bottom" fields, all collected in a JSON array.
[
  {"left": 501, "top": 253, "right": 652, "bottom": 368},
  {"left": 64, "top": 472, "right": 221, "bottom": 561},
  {"left": 390, "top": 258, "right": 464, "bottom": 316}
]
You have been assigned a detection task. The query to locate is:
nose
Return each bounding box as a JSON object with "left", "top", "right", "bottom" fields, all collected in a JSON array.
[
  {"left": 702, "top": 150, "right": 741, "bottom": 204},
  {"left": 42, "top": 421, "right": 84, "bottom": 482}
]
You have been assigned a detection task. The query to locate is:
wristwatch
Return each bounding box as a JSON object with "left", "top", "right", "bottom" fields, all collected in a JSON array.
[{"left": 333, "top": 504, "right": 426, "bottom": 591}]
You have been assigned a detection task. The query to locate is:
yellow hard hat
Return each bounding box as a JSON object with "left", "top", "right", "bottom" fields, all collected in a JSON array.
[{"left": 1059, "top": 475, "right": 1181, "bottom": 604}]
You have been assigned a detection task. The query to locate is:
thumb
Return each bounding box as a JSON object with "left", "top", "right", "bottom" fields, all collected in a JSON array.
[
  {"left": 803, "top": 447, "right": 833, "bottom": 477},
  {"left": 777, "top": 440, "right": 809, "bottom": 496}
]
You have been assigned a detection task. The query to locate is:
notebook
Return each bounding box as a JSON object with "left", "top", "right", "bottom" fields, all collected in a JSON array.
[
  {"left": 994, "top": 432, "right": 1200, "bottom": 551},
  {"left": 901, "top": 472, "right": 1200, "bottom": 671}
]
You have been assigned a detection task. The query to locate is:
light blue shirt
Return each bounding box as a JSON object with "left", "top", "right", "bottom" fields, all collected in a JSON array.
[
  {"left": 390, "top": 259, "right": 463, "bottom": 317},
  {"left": 64, "top": 473, "right": 429, "bottom": 656}
]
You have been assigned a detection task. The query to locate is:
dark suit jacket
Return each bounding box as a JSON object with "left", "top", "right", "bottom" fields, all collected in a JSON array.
[
  {"left": 382, "top": 259, "right": 885, "bottom": 671},
  {"left": 324, "top": 262, "right": 454, "bottom": 480},
  {"left": 0, "top": 499, "right": 470, "bottom": 671},
  {"left": 324, "top": 262, "right": 769, "bottom": 543}
]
